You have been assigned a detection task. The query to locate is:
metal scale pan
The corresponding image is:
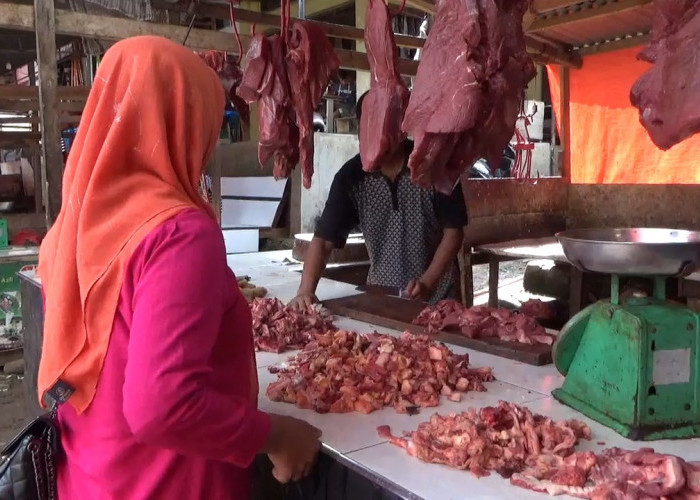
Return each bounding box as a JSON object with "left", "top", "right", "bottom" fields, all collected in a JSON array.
[{"left": 556, "top": 228, "right": 700, "bottom": 277}]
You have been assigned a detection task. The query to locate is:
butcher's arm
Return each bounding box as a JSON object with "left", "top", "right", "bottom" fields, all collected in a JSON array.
[
  {"left": 296, "top": 237, "right": 334, "bottom": 297},
  {"left": 291, "top": 162, "right": 359, "bottom": 306},
  {"left": 122, "top": 221, "right": 271, "bottom": 466},
  {"left": 420, "top": 228, "right": 464, "bottom": 290},
  {"left": 421, "top": 183, "right": 469, "bottom": 291}
]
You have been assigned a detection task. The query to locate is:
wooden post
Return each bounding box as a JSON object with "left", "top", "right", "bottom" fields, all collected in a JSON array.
[
  {"left": 559, "top": 66, "right": 571, "bottom": 182},
  {"left": 34, "top": 0, "right": 63, "bottom": 225}
]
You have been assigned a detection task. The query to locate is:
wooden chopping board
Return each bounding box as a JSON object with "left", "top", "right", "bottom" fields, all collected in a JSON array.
[{"left": 323, "top": 294, "right": 553, "bottom": 366}]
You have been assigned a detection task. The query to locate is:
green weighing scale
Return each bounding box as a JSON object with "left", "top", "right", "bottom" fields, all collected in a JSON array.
[{"left": 553, "top": 228, "right": 700, "bottom": 441}]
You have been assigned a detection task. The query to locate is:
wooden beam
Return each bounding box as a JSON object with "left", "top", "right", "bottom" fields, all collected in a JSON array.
[
  {"left": 531, "top": 0, "right": 581, "bottom": 13},
  {"left": 2, "top": 4, "right": 415, "bottom": 75},
  {"left": 559, "top": 66, "right": 570, "bottom": 182},
  {"left": 0, "top": 99, "right": 84, "bottom": 112},
  {"left": 0, "top": 115, "right": 82, "bottom": 125},
  {"left": 529, "top": 0, "right": 652, "bottom": 32},
  {"left": 0, "top": 85, "right": 90, "bottom": 101},
  {"left": 0, "top": 131, "right": 42, "bottom": 146},
  {"left": 156, "top": 2, "right": 426, "bottom": 49},
  {"left": 0, "top": 3, "right": 244, "bottom": 54},
  {"left": 34, "top": 0, "right": 63, "bottom": 225},
  {"left": 575, "top": 33, "right": 650, "bottom": 56},
  {"left": 336, "top": 48, "right": 418, "bottom": 76}
]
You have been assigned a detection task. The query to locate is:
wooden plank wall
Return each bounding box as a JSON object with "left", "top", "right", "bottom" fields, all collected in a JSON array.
[
  {"left": 462, "top": 177, "right": 568, "bottom": 247},
  {"left": 567, "top": 185, "right": 700, "bottom": 229}
]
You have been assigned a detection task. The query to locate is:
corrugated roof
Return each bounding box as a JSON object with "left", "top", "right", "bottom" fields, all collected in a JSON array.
[{"left": 532, "top": 2, "right": 653, "bottom": 49}]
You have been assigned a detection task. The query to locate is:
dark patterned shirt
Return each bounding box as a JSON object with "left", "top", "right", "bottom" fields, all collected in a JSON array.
[{"left": 314, "top": 142, "right": 468, "bottom": 304}]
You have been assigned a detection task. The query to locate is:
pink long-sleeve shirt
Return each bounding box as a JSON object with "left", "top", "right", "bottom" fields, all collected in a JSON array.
[{"left": 56, "top": 209, "right": 271, "bottom": 499}]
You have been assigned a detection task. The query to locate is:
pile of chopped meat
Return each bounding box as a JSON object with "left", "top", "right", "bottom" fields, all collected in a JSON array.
[
  {"left": 402, "top": 0, "right": 535, "bottom": 194},
  {"left": 197, "top": 50, "right": 250, "bottom": 125},
  {"left": 237, "top": 0, "right": 339, "bottom": 188},
  {"left": 266, "top": 330, "right": 494, "bottom": 414},
  {"left": 250, "top": 297, "right": 335, "bottom": 353},
  {"left": 378, "top": 401, "right": 591, "bottom": 478},
  {"left": 413, "top": 300, "right": 555, "bottom": 345},
  {"left": 520, "top": 299, "right": 556, "bottom": 321},
  {"left": 511, "top": 447, "right": 700, "bottom": 498},
  {"left": 359, "top": 0, "right": 410, "bottom": 171},
  {"left": 630, "top": 0, "right": 700, "bottom": 150}
]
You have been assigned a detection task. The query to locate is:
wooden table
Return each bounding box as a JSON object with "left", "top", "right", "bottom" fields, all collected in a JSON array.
[{"left": 473, "top": 237, "right": 583, "bottom": 317}]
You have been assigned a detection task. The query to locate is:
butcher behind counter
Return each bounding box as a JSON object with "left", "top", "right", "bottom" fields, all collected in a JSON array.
[{"left": 289, "top": 91, "right": 468, "bottom": 308}]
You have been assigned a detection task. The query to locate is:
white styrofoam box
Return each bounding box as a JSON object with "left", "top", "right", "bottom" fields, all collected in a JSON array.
[
  {"left": 513, "top": 100, "right": 545, "bottom": 142},
  {"left": 222, "top": 227, "right": 259, "bottom": 254},
  {"left": 221, "top": 176, "right": 287, "bottom": 198},
  {"left": 221, "top": 199, "right": 279, "bottom": 228}
]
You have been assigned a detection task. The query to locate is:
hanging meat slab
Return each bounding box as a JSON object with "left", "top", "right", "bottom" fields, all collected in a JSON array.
[
  {"left": 630, "top": 1, "right": 700, "bottom": 150},
  {"left": 359, "top": 0, "right": 410, "bottom": 172},
  {"left": 237, "top": 21, "right": 339, "bottom": 187},
  {"left": 286, "top": 22, "right": 340, "bottom": 188},
  {"left": 197, "top": 50, "right": 250, "bottom": 125},
  {"left": 402, "top": 0, "right": 535, "bottom": 194}
]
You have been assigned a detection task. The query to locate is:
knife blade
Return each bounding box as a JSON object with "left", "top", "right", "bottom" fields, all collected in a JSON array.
[{"left": 356, "top": 284, "right": 410, "bottom": 299}]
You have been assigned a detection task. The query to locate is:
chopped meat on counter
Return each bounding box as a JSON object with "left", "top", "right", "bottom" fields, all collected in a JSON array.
[
  {"left": 402, "top": 0, "right": 535, "bottom": 194},
  {"left": 359, "top": 0, "right": 410, "bottom": 172},
  {"left": 250, "top": 297, "right": 335, "bottom": 353},
  {"left": 266, "top": 330, "right": 494, "bottom": 414},
  {"left": 520, "top": 299, "right": 556, "bottom": 321},
  {"left": 378, "top": 401, "right": 590, "bottom": 478},
  {"left": 511, "top": 447, "right": 700, "bottom": 499},
  {"left": 630, "top": 1, "right": 700, "bottom": 150},
  {"left": 414, "top": 300, "right": 555, "bottom": 345}
]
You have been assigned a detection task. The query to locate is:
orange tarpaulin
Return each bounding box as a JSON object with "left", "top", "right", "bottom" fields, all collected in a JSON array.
[{"left": 547, "top": 47, "right": 700, "bottom": 184}]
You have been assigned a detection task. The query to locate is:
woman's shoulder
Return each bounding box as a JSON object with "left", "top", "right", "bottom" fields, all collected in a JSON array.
[{"left": 137, "top": 208, "right": 223, "bottom": 263}]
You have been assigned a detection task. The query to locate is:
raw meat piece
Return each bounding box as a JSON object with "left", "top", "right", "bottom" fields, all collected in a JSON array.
[
  {"left": 236, "top": 16, "right": 339, "bottom": 187},
  {"left": 266, "top": 330, "right": 494, "bottom": 414},
  {"left": 512, "top": 446, "right": 700, "bottom": 498},
  {"left": 402, "top": 0, "right": 535, "bottom": 193},
  {"left": 520, "top": 299, "right": 556, "bottom": 320},
  {"left": 359, "top": 0, "right": 410, "bottom": 171},
  {"left": 378, "top": 401, "right": 590, "bottom": 479},
  {"left": 414, "top": 300, "right": 555, "bottom": 345},
  {"left": 630, "top": 1, "right": 700, "bottom": 149},
  {"left": 237, "top": 34, "right": 300, "bottom": 179},
  {"left": 251, "top": 297, "right": 335, "bottom": 353},
  {"left": 260, "top": 35, "right": 300, "bottom": 180},
  {"left": 197, "top": 50, "right": 250, "bottom": 125},
  {"left": 286, "top": 22, "right": 340, "bottom": 188}
]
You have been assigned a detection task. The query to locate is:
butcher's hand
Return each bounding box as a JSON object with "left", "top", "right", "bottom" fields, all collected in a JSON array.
[
  {"left": 405, "top": 279, "right": 432, "bottom": 301},
  {"left": 288, "top": 292, "right": 318, "bottom": 310},
  {"left": 265, "top": 414, "right": 322, "bottom": 483}
]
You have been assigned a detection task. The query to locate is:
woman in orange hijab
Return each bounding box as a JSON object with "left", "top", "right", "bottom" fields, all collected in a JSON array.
[{"left": 38, "top": 36, "right": 320, "bottom": 499}]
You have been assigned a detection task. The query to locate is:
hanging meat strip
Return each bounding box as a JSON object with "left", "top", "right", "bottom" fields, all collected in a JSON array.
[
  {"left": 359, "top": 0, "right": 410, "bottom": 171},
  {"left": 236, "top": 0, "right": 338, "bottom": 188},
  {"left": 286, "top": 22, "right": 340, "bottom": 188}
]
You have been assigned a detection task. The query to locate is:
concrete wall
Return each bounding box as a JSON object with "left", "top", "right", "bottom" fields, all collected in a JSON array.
[{"left": 300, "top": 133, "right": 359, "bottom": 233}]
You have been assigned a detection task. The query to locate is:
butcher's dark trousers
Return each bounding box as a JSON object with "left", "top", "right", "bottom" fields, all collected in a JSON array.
[{"left": 252, "top": 454, "right": 403, "bottom": 500}]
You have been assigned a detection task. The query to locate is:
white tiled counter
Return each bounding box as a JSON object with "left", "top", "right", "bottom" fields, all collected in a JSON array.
[{"left": 232, "top": 252, "right": 700, "bottom": 500}]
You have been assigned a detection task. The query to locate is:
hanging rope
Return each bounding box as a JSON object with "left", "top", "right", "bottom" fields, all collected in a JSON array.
[
  {"left": 228, "top": 0, "right": 244, "bottom": 65},
  {"left": 512, "top": 96, "right": 535, "bottom": 180},
  {"left": 392, "top": 0, "right": 407, "bottom": 16},
  {"left": 281, "top": 0, "right": 291, "bottom": 43}
]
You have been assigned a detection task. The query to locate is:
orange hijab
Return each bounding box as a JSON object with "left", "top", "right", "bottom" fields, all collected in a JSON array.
[{"left": 37, "top": 36, "right": 225, "bottom": 413}]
